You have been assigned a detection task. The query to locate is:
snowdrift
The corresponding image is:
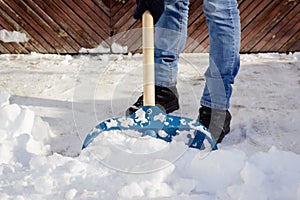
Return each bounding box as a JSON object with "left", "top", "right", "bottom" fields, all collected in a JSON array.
[
  {"left": 0, "top": 89, "right": 53, "bottom": 166},
  {"left": 0, "top": 88, "right": 300, "bottom": 199}
]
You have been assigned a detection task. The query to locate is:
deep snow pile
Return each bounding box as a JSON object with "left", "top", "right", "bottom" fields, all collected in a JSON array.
[
  {"left": 0, "top": 53, "right": 300, "bottom": 199},
  {"left": 0, "top": 89, "right": 52, "bottom": 166}
]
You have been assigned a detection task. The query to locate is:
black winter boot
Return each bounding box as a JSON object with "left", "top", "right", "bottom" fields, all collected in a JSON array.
[
  {"left": 197, "top": 105, "right": 232, "bottom": 143},
  {"left": 126, "top": 85, "right": 179, "bottom": 116}
]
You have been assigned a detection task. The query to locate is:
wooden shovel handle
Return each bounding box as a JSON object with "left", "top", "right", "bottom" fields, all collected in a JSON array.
[{"left": 142, "top": 11, "right": 155, "bottom": 106}]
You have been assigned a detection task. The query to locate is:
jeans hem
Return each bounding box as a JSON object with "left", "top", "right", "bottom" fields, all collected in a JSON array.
[
  {"left": 200, "top": 99, "right": 229, "bottom": 110},
  {"left": 155, "top": 82, "right": 177, "bottom": 88}
]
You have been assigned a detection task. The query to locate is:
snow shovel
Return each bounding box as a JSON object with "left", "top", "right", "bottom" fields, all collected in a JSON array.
[{"left": 82, "top": 11, "right": 217, "bottom": 151}]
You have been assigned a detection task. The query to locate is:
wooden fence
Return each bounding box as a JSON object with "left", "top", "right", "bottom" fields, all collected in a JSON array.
[{"left": 0, "top": 0, "right": 299, "bottom": 54}]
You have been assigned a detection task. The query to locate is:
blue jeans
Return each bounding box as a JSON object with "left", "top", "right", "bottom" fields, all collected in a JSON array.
[{"left": 155, "top": 0, "right": 241, "bottom": 110}]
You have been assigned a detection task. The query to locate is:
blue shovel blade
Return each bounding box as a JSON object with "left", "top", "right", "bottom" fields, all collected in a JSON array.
[{"left": 82, "top": 106, "right": 217, "bottom": 151}]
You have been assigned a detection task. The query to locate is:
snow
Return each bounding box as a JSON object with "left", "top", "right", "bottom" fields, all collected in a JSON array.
[
  {"left": 79, "top": 42, "right": 128, "bottom": 54},
  {"left": 0, "top": 52, "right": 300, "bottom": 199},
  {"left": 0, "top": 30, "right": 29, "bottom": 43}
]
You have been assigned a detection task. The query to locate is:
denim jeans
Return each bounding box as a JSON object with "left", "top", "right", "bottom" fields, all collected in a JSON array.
[{"left": 155, "top": 0, "right": 241, "bottom": 110}]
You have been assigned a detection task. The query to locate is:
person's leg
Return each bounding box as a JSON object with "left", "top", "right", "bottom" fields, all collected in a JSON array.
[
  {"left": 126, "top": 0, "right": 189, "bottom": 115},
  {"left": 154, "top": 0, "right": 189, "bottom": 87},
  {"left": 199, "top": 0, "right": 241, "bottom": 143},
  {"left": 201, "top": 0, "right": 241, "bottom": 110}
]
